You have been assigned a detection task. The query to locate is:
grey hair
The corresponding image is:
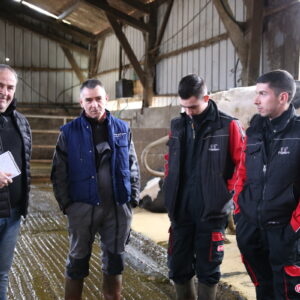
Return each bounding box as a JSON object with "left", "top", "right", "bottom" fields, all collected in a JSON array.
[{"left": 0, "top": 64, "right": 18, "bottom": 83}]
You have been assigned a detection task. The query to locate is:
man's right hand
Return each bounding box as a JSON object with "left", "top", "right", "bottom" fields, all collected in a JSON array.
[{"left": 0, "top": 171, "right": 12, "bottom": 189}]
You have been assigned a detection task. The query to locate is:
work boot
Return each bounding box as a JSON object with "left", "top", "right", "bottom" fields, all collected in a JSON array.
[
  {"left": 64, "top": 278, "right": 84, "bottom": 300},
  {"left": 197, "top": 282, "right": 217, "bottom": 300},
  {"left": 102, "top": 274, "right": 122, "bottom": 300},
  {"left": 174, "top": 279, "right": 196, "bottom": 300}
]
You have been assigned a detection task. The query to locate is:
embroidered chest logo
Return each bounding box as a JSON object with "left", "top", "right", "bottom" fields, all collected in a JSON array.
[
  {"left": 208, "top": 144, "right": 220, "bottom": 152},
  {"left": 114, "top": 132, "right": 127, "bottom": 138},
  {"left": 295, "top": 284, "right": 300, "bottom": 293},
  {"left": 278, "top": 147, "right": 290, "bottom": 155}
]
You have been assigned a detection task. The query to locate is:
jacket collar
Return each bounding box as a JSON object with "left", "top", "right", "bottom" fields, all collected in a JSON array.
[
  {"left": 249, "top": 104, "right": 295, "bottom": 134},
  {"left": 180, "top": 99, "right": 221, "bottom": 132},
  {"left": 0, "top": 98, "right": 17, "bottom": 128},
  {"left": 181, "top": 99, "right": 220, "bottom": 121},
  {"left": 81, "top": 109, "right": 111, "bottom": 125}
]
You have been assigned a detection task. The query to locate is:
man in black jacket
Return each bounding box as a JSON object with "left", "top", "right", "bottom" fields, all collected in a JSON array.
[
  {"left": 235, "top": 70, "right": 300, "bottom": 300},
  {"left": 0, "top": 64, "right": 31, "bottom": 300},
  {"left": 164, "top": 74, "right": 246, "bottom": 300}
]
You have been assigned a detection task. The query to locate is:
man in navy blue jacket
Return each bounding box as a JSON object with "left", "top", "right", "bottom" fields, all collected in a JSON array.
[{"left": 51, "top": 79, "right": 140, "bottom": 300}]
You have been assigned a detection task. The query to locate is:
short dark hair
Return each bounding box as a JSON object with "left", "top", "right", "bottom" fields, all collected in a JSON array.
[
  {"left": 256, "top": 70, "right": 296, "bottom": 103},
  {"left": 0, "top": 64, "right": 18, "bottom": 83},
  {"left": 80, "top": 78, "right": 104, "bottom": 94},
  {"left": 178, "top": 74, "right": 207, "bottom": 100}
]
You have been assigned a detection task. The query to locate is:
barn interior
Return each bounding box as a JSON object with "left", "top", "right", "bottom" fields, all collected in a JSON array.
[{"left": 0, "top": 0, "right": 299, "bottom": 299}]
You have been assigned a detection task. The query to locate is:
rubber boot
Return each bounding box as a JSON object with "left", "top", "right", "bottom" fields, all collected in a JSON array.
[
  {"left": 102, "top": 274, "right": 122, "bottom": 300},
  {"left": 197, "top": 282, "right": 217, "bottom": 300},
  {"left": 64, "top": 278, "right": 84, "bottom": 300},
  {"left": 174, "top": 279, "right": 197, "bottom": 300}
]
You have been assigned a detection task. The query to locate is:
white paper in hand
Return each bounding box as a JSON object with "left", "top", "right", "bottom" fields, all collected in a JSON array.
[{"left": 0, "top": 151, "right": 21, "bottom": 178}]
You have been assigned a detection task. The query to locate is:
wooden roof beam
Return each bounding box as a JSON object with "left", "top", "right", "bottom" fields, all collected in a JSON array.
[
  {"left": 0, "top": 0, "right": 94, "bottom": 43},
  {"left": 0, "top": 13, "right": 90, "bottom": 55},
  {"left": 105, "top": 13, "right": 146, "bottom": 86},
  {"left": 85, "top": 0, "right": 151, "bottom": 33},
  {"left": 62, "top": 47, "right": 86, "bottom": 83},
  {"left": 120, "top": 0, "right": 150, "bottom": 14},
  {"left": 57, "top": 0, "right": 81, "bottom": 20}
]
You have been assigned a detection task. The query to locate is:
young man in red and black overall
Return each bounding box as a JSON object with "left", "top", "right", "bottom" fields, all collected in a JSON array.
[
  {"left": 235, "top": 70, "right": 300, "bottom": 300},
  {"left": 164, "top": 74, "right": 246, "bottom": 300}
]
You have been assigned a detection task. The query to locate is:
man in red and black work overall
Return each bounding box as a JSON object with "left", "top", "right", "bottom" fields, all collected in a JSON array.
[
  {"left": 164, "top": 74, "right": 246, "bottom": 300},
  {"left": 235, "top": 70, "right": 300, "bottom": 300}
]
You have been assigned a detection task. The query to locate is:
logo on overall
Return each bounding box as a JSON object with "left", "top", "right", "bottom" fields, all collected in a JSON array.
[
  {"left": 278, "top": 147, "right": 290, "bottom": 155},
  {"left": 295, "top": 284, "right": 300, "bottom": 293},
  {"left": 208, "top": 144, "right": 220, "bottom": 151},
  {"left": 217, "top": 245, "right": 224, "bottom": 252}
]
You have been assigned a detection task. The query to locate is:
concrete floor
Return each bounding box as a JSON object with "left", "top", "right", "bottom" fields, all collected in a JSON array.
[{"left": 8, "top": 184, "right": 253, "bottom": 299}]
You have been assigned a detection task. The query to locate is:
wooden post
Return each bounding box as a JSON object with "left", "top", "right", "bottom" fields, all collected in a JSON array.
[
  {"left": 62, "top": 46, "right": 86, "bottom": 83},
  {"left": 88, "top": 40, "right": 98, "bottom": 78},
  {"left": 245, "top": 0, "right": 264, "bottom": 85},
  {"left": 143, "top": 4, "right": 158, "bottom": 107}
]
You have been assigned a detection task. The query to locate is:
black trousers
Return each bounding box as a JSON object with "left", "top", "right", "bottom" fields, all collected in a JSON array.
[
  {"left": 236, "top": 214, "right": 300, "bottom": 300},
  {"left": 168, "top": 217, "right": 227, "bottom": 285}
]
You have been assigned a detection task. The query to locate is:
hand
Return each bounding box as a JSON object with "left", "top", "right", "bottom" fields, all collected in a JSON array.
[
  {"left": 0, "top": 171, "right": 13, "bottom": 189},
  {"left": 130, "top": 199, "right": 138, "bottom": 208}
]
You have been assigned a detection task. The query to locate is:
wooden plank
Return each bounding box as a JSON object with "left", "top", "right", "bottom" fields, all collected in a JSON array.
[
  {"left": 94, "top": 27, "right": 113, "bottom": 40},
  {"left": 62, "top": 47, "right": 86, "bottom": 83},
  {"left": 57, "top": 0, "right": 81, "bottom": 19},
  {"left": 120, "top": 0, "right": 150, "bottom": 14},
  {"left": 106, "top": 13, "right": 146, "bottom": 86},
  {"left": 86, "top": 0, "right": 151, "bottom": 33}
]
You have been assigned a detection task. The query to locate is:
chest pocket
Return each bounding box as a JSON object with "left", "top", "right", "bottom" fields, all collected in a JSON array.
[
  {"left": 203, "top": 135, "right": 228, "bottom": 173},
  {"left": 167, "top": 136, "right": 180, "bottom": 167},
  {"left": 115, "top": 134, "right": 128, "bottom": 147},
  {"left": 246, "top": 143, "right": 263, "bottom": 181},
  {"left": 114, "top": 133, "right": 129, "bottom": 170},
  {"left": 271, "top": 140, "right": 300, "bottom": 184}
]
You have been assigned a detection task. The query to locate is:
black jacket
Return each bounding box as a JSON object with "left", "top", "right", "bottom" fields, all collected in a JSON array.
[
  {"left": 164, "top": 100, "right": 245, "bottom": 221},
  {"left": 238, "top": 105, "right": 300, "bottom": 227},
  {"left": 0, "top": 104, "right": 32, "bottom": 218}
]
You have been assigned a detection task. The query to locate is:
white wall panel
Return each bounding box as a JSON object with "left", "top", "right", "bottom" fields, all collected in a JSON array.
[
  {"left": 0, "top": 19, "right": 88, "bottom": 104},
  {"left": 0, "top": 0, "right": 246, "bottom": 104},
  {"left": 99, "top": 34, "right": 119, "bottom": 72},
  {"left": 97, "top": 71, "right": 119, "bottom": 100},
  {"left": 156, "top": 0, "right": 246, "bottom": 95}
]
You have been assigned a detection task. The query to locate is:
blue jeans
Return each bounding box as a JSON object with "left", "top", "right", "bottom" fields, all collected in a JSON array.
[{"left": 0, "top": 208, "right": 21, "bottom": 300}]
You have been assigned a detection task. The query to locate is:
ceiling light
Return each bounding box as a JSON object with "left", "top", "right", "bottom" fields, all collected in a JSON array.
[
  {"left": 22, "top": 1, "right": 58, "bottom": 19},
  {"left": 62, "top": 19, "right": 71, "bottom": 25}
]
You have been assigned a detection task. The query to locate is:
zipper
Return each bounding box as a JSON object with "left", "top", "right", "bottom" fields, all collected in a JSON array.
[
  {"left": 258, "top": 164, "right": 267, "bottom": 227},
  {"left": 191, "top": 122, "right": 195, "bottom": 139}
]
